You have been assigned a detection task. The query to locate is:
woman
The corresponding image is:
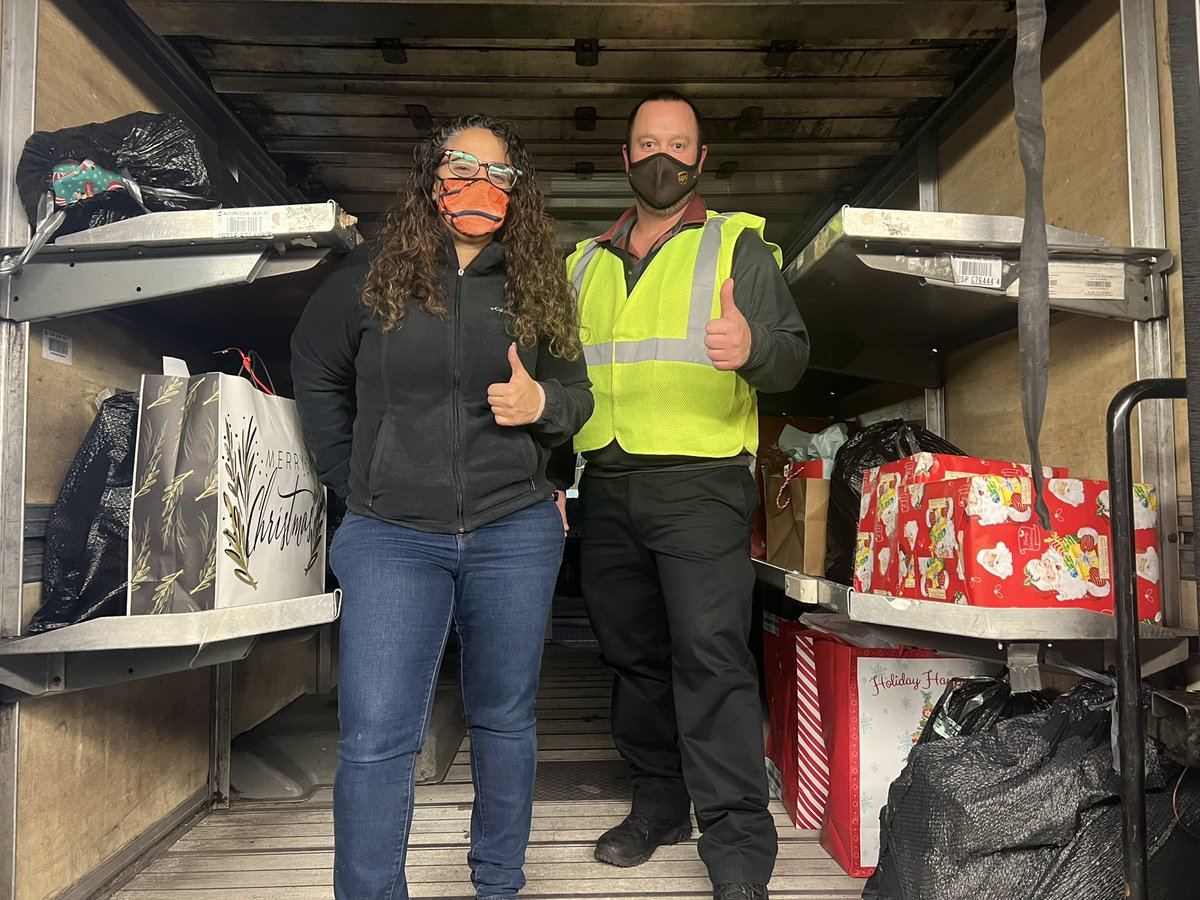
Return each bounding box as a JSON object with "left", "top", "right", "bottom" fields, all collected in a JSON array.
[{"left": 291, "top": 115, "right": 593, "bottom": 900}]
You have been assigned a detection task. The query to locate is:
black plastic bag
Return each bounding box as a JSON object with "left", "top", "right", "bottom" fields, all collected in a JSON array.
[
  {"left": 28, "top": 392, "right": 138, "bottom": 633},
  {"left": 864, "top": 681, "right": 1199, "bottom": 900},
  {"left": 918, "top": 675, "right": 1052, "bottom": 743},
  {"left": 825, "top": 419, "right": 965, "bottom": 583},
  {"left": 15, "top": 111, "right": 245, "bottom": 237}
]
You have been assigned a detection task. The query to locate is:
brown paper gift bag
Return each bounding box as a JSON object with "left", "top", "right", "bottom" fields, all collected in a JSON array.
[{"left": 764, "top": 467, "right": 830, "bottom": 576}]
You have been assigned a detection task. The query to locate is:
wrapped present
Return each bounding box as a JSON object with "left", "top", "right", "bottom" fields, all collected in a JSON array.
[
  {"left": 854, "top": 453, "right": 1069, "bottom": 596},
  {"left": 815, "top": 640, "right": 991, "bottom": 877},
  {"left": 765, "top": 462, "right": 830, "bottom": 575},
  {"left": 892, "top": 475, "right": 1162, "bottom": 622}
]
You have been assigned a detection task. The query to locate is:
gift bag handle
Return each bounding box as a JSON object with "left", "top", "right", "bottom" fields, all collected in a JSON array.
[{"left": 215, "top": 347, "right": 275, "bottom": 395}]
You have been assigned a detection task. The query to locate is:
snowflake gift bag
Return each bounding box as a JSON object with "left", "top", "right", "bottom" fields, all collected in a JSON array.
[{"left": 814, "top": 641, "right": 990, "bottom": 877}]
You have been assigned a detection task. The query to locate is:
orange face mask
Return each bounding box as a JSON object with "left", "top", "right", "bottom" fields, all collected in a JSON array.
[{"left": 437, "top": 178, "right": 510, "bottom": 236}]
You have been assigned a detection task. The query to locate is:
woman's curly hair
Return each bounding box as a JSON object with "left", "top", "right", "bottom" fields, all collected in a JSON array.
[{"left": 362, "top": 115, "right": 581, "bottom": 360}]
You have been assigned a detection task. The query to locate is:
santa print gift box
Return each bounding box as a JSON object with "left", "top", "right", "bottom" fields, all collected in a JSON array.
[
  {"left": 884, "top": 474, "right": 1163, "bottom": 622},
  {"left": 854, "top": 453, "right": 1068, "bottom": 596}
]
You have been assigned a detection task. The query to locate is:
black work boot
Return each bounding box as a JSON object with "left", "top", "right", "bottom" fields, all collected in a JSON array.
[
  {"left": 713, "top": 884, "right": 769, "bottom": 900},
  {"left": 594, "top": 811, "right": 693, "bottom": 867}
]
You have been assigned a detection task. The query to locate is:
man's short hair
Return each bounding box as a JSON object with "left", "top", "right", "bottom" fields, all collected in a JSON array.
[{"left": 626, "top": 90, "right": 705, "bottom": 148}]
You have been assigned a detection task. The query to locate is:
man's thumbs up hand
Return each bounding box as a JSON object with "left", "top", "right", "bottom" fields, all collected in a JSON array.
[
  {"left": 705, "top": 278, "right": 751, "bottom": 370},
  {"left": 488, "top": 343, "right": 546, "bottom": 426}
]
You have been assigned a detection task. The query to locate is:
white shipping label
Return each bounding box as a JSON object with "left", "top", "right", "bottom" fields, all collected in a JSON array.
[
  {"left": 950, "top": 255, "right": 1003, "bottom": 289},
  {"left": 41, "top": 329, "right": 72, "bottom": 365},
  {"left": 214, "top": 208, "right": 273, "bottom": 239},
  {"left": 1048, "top": 262, "right": 1126, "bottom": 300}
]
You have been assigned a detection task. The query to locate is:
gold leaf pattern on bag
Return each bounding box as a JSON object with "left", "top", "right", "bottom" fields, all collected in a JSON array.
[
  {"left": 151, "top": 569, "right": 185, "bottom": 614},
  {"left": 189, "top": 510, "right": 217, "bottom": 596},
  {"left": 147, "top": 377, "right": 184, "bottom": 410},
  {"left": 221, "top": 416, "right": 260, "bottom": 590}
]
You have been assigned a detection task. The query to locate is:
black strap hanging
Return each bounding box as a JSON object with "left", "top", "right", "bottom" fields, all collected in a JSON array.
[{"left": 1013, "top": 0, "right": 1052, "bottom": 531}]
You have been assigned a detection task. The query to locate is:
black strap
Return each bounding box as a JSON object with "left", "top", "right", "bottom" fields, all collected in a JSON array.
[{"left": 1014, "top": 0, "right": 1052, "bottom": 530}]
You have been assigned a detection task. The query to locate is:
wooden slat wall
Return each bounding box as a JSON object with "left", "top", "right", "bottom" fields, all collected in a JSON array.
[{"left": 938, "top": 0, "right": 1135, "bottom": 480}]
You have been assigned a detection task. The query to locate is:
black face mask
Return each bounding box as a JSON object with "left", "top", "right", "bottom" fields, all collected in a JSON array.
[{"left": 627, "top": 152, "right": 701, "bottom": 211}]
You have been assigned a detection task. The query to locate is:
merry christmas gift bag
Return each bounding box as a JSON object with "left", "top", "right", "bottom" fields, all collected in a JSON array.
[
  {"left": 815, "top": 641, "right": 990, "bottom": 877},
  {"left": 127, "top": 372, "right": 327, "bottom": 614}
]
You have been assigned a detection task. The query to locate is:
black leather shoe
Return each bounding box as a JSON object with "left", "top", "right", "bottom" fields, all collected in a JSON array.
[
  {"left": 594, "top": 811, "right": 693, "bottom": 867},
  {"left": 713, "top": 883, "right": 769, "bottom": 900}
]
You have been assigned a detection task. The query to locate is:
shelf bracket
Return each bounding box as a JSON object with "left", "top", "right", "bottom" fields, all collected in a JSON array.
[{"left": 1006, "top": 642, "right": 1043, "bottom": 693}]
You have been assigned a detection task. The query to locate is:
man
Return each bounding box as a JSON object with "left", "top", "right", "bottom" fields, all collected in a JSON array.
[{"left": 567, "top": 91, "right": 809, "bottom": 900}]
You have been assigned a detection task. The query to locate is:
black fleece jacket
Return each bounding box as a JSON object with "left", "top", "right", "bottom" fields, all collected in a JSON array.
[{"left": 291, "top": 239, "right": 593, "bottom": 533}]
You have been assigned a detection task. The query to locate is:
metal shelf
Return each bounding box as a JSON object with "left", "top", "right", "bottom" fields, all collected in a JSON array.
[
  {"left": 785, "top": 206, "right": 1172, "bottom": 387},
  {"left": 755, "top": 565, "right": 1193, "bottom": 685},
  {"left": 0, "top": 591, "right": 341, "bottom": 700},
  {"left": 844, "top": 590, "right": 1192, "bottom": 642},
  {"left": 1, "top": 201, "right": 360, "bottom": 322}
]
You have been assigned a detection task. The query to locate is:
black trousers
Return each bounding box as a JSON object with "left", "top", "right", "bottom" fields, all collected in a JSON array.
[{"left": 579, "top": 465, "right": 778, "bottom": 885}]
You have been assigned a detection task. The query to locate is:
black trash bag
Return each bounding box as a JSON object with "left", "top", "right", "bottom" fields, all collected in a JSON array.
[
  {"left": 918, "top": 675, "right": 1052, "bottom": 743},
  {"left": 864, "top": 681, "right": 1197, "bottom": 900},
  {"left": 825, "top": 419, "right": 965, "bottom": 583},
  {"left": 15, "top": 111, "right": 245, "bottom": 237},
  {"left": 28, "top": 392, "right": 138, "bottom": 633}
]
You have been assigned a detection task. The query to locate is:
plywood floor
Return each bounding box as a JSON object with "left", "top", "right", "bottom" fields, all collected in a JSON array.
[{"left": 115, "top": 645, "right": 863, "bottom": 899}]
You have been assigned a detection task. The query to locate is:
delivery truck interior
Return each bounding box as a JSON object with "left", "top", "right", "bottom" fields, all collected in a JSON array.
[{"left": 0, "top": 0, "right": 1199, "bottom": 898}]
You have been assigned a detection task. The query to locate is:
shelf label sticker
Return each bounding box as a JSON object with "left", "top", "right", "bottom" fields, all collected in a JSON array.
[
  {"left": 950, "top": 255, "right": 1003, "bottom": 289},
  {"left": 214, "top": 209, "right": 273, "bottom": 239},
  {"left": 1048, "top": 262, "right": 1125, "bottom": 300},
  {"left": 41, "top": 329, "right": 72, "bottom": 365}
]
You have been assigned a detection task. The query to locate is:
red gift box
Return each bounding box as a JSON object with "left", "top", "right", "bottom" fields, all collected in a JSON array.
[
  {"left": 854, "top": 454, "right": 1069, "bottom": 596},
  {"left": 892, "top": 475, "right": 1163, "bottom": 622}
]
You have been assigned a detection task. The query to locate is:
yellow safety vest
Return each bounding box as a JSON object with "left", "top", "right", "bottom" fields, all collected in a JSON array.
[{"left": 567, "top": 210, "right": 782, "bottom": 457}]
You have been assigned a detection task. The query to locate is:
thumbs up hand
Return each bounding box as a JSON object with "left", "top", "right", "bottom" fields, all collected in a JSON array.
[
  {"left": 704, "top": 278, "right": 752, "bottom": 370},
  {"left": 489, "top": 343, "right": 546, "bottom": 426}
]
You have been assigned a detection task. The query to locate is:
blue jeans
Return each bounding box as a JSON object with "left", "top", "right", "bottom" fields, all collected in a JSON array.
[{"left": 330, "top": 501, "right": 564, "bottom": 900}]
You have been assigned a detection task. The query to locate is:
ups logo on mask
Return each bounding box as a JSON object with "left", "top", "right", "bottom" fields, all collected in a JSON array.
[{"left": 677, "top": 172, "right": 689, "bottom": 185}]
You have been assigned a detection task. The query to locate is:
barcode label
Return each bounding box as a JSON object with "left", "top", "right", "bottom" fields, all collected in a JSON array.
[
  {"left": 1048, "top": 262, "right": 1125, "bottom": 300},
  {"left": 950, "top": 255, "right": 1003, "bottom": 289},
  {"left": 42, "top": 329, "right": 72, "bottom": 365},
  {"left": 214, "top": 209, "right": 273, "bottom": 239}
]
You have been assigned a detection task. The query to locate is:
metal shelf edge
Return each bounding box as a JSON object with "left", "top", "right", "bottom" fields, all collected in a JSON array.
[
  {"left": 754, "top": 564, "right": 1196, "bottom": 643},
  {"left": 846, "top": 591, "right": 1195, "bottom": 642},
  {"left": 42, "top": 201, "right": 360, "bottom": 252},
  {"left": 0, "top": 591, "right": 341, "bottom": 655}
]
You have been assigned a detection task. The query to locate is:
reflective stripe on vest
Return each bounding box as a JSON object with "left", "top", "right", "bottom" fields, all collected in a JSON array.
[{"left": 574, "top": 215, "right": 729, "bottom": 368}]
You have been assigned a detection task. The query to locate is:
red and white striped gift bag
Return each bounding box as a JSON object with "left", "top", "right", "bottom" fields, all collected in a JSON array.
[
  {"left": 762, "top": 617, "right": 833, "bottom": 830},
  {"left": 792, "top": 632, "right": 830, "bottom": 828}
]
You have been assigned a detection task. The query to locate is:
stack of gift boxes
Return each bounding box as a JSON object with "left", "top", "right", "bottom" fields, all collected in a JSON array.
[
  {"left": 852, "top": 452, "right": 1163, "bottom": 623},
  {"left": 763, "top": 452, "right": 1165, "bottom": 879}
]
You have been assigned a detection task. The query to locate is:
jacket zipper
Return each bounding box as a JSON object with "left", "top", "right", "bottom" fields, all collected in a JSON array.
[
  {"left": 453, "top": 268, "right": 466, "bottom": 533},
  {"left": 367, "top": 332, "right": 389, "bottom": 509}
]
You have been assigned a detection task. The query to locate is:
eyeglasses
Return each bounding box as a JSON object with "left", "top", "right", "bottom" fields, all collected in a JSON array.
[{"left": 440, "top": 149, "right": 523, "bottom": 191}]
